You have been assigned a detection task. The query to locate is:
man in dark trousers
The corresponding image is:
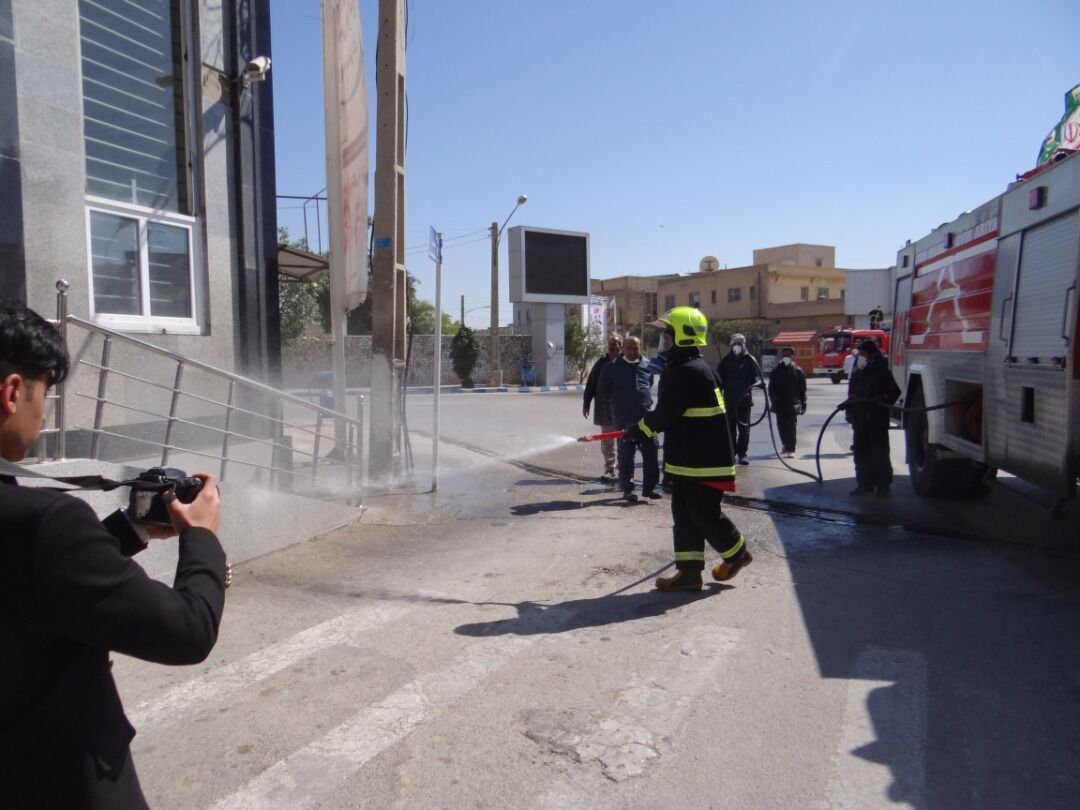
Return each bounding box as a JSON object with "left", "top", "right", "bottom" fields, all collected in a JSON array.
[
  {"left": 597, "top": 335, "right": 659, "bottom": 501},
  {"left": 767, "top": 346, "right": 807, "bottom": 458},
  {"left": 0, "top": 300, "right": 228, "bottom": 809},
  {"left": 846, "top": 338, "right": 901, "bottom": 497},
  {"left": 717, "top": 332, "right": 762, "bottom": 465},
  {"left": 582, "top": 332, "right": 622, "bottom": 483},
  {"left": 624, "top": 307, "right": 751, "bottom": 592}
]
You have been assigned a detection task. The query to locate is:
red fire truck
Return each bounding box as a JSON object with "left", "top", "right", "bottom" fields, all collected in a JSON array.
[
  {"left": 814, "top": 326, "right": 889, "bottom": 384},
  {"left": 890, "top": 151, "right": 1079, "bottom": 501}
]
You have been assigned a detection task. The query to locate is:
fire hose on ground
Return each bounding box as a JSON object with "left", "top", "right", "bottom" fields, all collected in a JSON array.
[{"left": 576, "top": 390, "right": 976, "bottom": 486}]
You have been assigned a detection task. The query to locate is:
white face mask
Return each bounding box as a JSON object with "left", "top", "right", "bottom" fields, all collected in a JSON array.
[
  {"left": 658, "top": 333, "right": 674, "bottom": 354},
  {"left": 856, "top": 356, "right": 868, "bottom": 370},
  {"left": 781, "top": 356, "right": 793, "bottom": 366},
  {"left": 732, "top": 344, "right": 744, "bottom": 355}
]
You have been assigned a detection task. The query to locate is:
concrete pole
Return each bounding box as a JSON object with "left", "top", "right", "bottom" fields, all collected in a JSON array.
[
  {"left": 432, "top": 236, "right": 442, "bottom": 492},
  {"left": 489, "top": 222, "right": 500, "bottom": 386},
  {"left": 370, "top": 0, "right": 406, "bottom": 475}
]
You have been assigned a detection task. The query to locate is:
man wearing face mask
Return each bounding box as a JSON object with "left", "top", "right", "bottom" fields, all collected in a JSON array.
[
  {"left": 845, "top": 338, "right": 901, "bottom": 496},
  {"left": 717, "top": 333, "right": 762, "bottom": 465},
  {"left": 767, "top": 347, "right": 807, "bottom": 458},
  {"left": 623, "top": 308, "right": 751, "bottom": 592}
]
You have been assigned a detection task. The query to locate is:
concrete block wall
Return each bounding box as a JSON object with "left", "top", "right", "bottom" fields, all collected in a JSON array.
[{"left": 280, "top": 335, "right": 533, "bottom": 388}]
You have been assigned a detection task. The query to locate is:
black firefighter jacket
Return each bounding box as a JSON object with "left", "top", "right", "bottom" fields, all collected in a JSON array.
[
  {"left": 636, "top": 350, "right": 737, "bottom": 489},
  {"left": 0, "top": 477, "right": 227, "bottom": 809},
  {"left": 846, "top": 354, "right": 901, "bottom": 433}
]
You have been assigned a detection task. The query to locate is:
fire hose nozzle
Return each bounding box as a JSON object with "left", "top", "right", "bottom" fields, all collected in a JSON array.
[{"left": 577, "top": 429, "right": 625, "bottom": 443}]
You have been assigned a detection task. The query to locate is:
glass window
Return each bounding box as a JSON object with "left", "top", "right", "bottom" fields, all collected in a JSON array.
[
  {"left": 800, "top": 286, "right": 809, "bottom": 301},
  {"left": 79, "top": 0, "right": 198, "bottom": 330},
  {"left": 147, "top": 222, "right": 192, "bottom": 317},
  {"left": 88, "top": 205, "right": 194, "bottom": 324},
  {"left": 727, "top": 287, "right": 741, "bottom": 302},
  {"left": 711, "top": 290, "right": 717, "bottom": 304},
  {"left": 664, "top": 294, "right": 675, "bottom": 310},
  {"left": 78, "top": 0, "right": 189, "bottom": 213},
  {"left": 89, "top": 211, "right": 141, "bottom": 315},
  {"left": 817, "top": 287, "right": 829, "bottom": 299},
  {"left": 688, "top": 292, "right": 700, "bottom": 308},
  {"left": 750, "top": 285, "right": 756, "bottom": 300}
]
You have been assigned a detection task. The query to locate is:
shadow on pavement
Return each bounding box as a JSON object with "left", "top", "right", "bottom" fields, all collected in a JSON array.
[
  {"left": 454, "top": 584, "right": 729, "bottom": 637},
  {"left": 769, "top": 487, "right": 1080, "bottom": 809},
  {"left": 510, "top": 497, "right": 643, "bottom": 515}
]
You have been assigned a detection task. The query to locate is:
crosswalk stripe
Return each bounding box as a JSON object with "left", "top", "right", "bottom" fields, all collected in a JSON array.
[
  {"left": 828, "top": 647, "right": 927, "bottom": 810},
  {"left": 127, "top": 601, "right": 413, "bottom": 729},
  {"left": 533, "top": 625, "right": 742, "bottom": 808},
  {"left": 209, "top": 589, "right": 665, "bottom": 809}
]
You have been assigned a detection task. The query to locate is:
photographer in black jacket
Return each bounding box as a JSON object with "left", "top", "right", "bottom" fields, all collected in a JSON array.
[{"left": 0, "top": 299, "right": 227, "bottom": 809}]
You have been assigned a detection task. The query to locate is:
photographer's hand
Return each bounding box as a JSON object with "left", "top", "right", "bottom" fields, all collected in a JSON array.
[{"left": 165, "top": 472, "right": 222, "bottom": 534}]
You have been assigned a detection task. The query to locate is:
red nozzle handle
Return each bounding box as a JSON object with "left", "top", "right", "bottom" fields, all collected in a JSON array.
[{"left": 577, "top": 429, "right": 625, "bottom": 443}]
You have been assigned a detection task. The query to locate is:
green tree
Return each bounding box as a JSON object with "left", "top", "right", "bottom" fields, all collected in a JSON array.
[
  {"left": 565, "top": 319, "right": 604, "bottom": 383},
  {"left": 450, "top": 324, "right": 481, "bottom": 387},
  {"left": 277, "top": 227, "right": 326, "bottom": 344}
]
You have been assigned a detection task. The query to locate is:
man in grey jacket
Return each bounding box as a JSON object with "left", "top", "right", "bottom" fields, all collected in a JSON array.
[{"left": 598, "top": 336, "right": 659, "bottom": 501}]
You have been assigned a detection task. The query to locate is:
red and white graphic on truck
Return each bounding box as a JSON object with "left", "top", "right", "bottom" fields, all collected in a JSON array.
[{"left": 909, "top": 236, "right": 996, "bottom": 352}]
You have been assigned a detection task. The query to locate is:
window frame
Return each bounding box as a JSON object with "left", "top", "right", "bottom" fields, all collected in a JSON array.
[
  {"left": 80, "top": 0, "right": 204, "bottom": 335},
  {"left": 727, "top": 287, "right": 741, "bottom": 303},
  {"left": 688, "top": 291, "right": 701, "bottom": 308},
  {"left": 85, "top": 197, "right": 201, "bottom": 334}
]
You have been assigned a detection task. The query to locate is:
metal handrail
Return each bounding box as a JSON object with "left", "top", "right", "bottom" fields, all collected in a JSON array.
[{"left": 44, "top": 283, "right": 365, "bottom": 501}]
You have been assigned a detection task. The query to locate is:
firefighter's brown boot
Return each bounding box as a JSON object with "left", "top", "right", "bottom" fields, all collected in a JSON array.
[
  {"left": 655, "top": 570, "right": 703, "bottom": 592},
  {"left": 712, "top": 548, "right": 753, "bottom": 582}
]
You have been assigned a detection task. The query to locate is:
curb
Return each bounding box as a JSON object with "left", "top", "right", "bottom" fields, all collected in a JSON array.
[{"left": 452, "top": 384, "right": 585, "bottom": 394}]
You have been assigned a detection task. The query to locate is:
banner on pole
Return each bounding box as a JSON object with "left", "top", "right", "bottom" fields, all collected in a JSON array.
[
  {"left": 325, "top": 0, "right": 369, "bottom": 309},
  {"left": 1037, "top": 83, "right": 1080, "bottom": 166}
]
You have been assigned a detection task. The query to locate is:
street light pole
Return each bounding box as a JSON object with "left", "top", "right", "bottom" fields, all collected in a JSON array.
[{"left": 490, "top": 194, "right": 527, "bottom": 386}]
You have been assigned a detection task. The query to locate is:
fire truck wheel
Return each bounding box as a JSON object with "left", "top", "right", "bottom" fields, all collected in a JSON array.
[{"left": 906, "top": 387, "right": 991, "bottom": 499}]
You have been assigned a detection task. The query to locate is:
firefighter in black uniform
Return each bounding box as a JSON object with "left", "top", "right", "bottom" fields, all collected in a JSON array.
[
  {"left": 846, "top": 338, "right": 901, "bottom": 496},
  {"left": 624, "top": 307, "right": 752, "bottom": 592},
  {"left": 767, "top": 346, "right": 807, "bottom": 457}
]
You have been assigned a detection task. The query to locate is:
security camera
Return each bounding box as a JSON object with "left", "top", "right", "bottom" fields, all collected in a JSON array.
[{"left": 241, "top": 56, "right": 271, "bottom": 87}]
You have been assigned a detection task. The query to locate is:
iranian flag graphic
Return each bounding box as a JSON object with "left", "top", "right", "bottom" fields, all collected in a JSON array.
[{"left": 1037, "top": 83, "right": 1080, "bottom": 165}]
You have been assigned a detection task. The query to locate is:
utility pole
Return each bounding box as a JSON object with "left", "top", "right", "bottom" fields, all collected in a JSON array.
[
  {"left": 460, "top": 294, "right": 465, "bottom": 326},
  {"left": 370, "top": 0, "right": 406, "bottom": 475},
  {"left": 489, "top": 222, "right": 500, "bottom": 386}
]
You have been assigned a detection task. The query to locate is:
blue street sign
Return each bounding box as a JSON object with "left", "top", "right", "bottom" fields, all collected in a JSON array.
[{"left": 428, "top": 226, "right": 443, "bottom": 263}]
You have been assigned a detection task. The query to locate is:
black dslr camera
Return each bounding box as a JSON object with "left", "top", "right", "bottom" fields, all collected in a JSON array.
[{"left": 127, "top": 467, "right": 203, "bottom": 526}]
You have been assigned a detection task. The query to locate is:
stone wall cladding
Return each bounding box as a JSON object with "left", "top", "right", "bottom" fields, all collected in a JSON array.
[{"left": 281, "top": 335, "right": 533, "bottom": 388}]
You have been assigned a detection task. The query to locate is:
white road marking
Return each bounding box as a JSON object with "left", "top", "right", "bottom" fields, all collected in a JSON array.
[
  {"left": 127, "top": 601, "right": 413, "bottom": 729},
  {"left": 210, "top": 596, "right": 594, "bottom": 810},
  {"left": 533, "top": 625, "right": 743, "bottom": 808},
  {"left": 829, "top": 647, "right": 927, "bottom": 810}
]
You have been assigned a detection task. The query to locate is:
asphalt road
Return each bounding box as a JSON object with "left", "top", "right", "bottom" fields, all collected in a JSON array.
[{"left": 114, "top": 380, "right": 1080, "bottom": 809}]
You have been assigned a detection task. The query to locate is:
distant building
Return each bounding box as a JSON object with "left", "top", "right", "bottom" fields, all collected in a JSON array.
[
  {"left": 589, "top": 274, "right": 677, "bottom": 337},
  {"left": 843, "top": 267, "right": 894, "bottom": 329},
  {"left": 655, "top": 244, "right": 848, "bottom": 336}
]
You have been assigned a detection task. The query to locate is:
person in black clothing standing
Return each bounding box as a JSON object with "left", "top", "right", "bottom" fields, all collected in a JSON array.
[
  {"left": 845, "top": 338, "right": 901, "bottom": 497},
  {"left": 767, "top": 346, "right": 807, "bottom": 458},
  {"left": 582, "top": 333, "right": 622, "bottom": 483},
  {"left": 0, "top": 299, "right": 227, "bottom": 809},
  {"left": 717, "top": 332, "right": 762, "bottom": 465}
]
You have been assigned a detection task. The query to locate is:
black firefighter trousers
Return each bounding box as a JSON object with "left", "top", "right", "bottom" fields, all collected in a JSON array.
[{"left": 670, "top": 478, "right": 744, "bottom": 574}]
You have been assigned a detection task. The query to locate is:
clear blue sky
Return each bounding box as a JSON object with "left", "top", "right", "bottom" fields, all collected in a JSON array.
[{"left": 270, "top": 0, "right": 1080, "bottom": 328}]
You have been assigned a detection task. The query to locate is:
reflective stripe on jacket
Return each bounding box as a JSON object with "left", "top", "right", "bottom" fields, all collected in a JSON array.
[{"left": 637, "top": 352, "right": 737, "bottom": 488}]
